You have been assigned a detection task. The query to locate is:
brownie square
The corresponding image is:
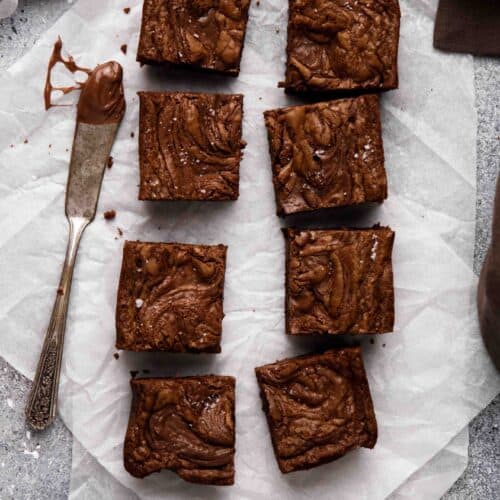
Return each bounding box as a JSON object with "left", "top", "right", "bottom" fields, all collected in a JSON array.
[
  {"left": 264, "top": 95, "right": 387, "bottom": 216},
  {"left": 282, "top": 0, "right": 401, "bottom": 93},
  {"left": 124, "top": 376, "right": 235, "bottom": 484},
  {"left": 137, "top": 0, "right": 251, "bottom": 76},
  {"left": 116, "top": 241, "right": 227, "bottom": 353},
  {"left": 138, "top": 92, "right": 244, "bottom": 201},
  {"left": 285, "top": 227, "right": 394, "bottom": 335},
  {"left": 255, "top": 347, "right": 377, "bottom": 473}
]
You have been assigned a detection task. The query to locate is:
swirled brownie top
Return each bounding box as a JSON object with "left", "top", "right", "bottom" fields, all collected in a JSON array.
[
  {"left": 285, "top": 227, "right": 394, "bottom": 335},
  {"left": 282, "top": 0, "right": 401, "bottom": 93},
  {"left": 116, "top": 241, "right": 227, "bottom": 353},
  {"left": 255, "top": 347, "right": 377, "bottom": 473},
  {"left": 137, "top": 0, "right": 251, "bottom": 75},
  {"left": 264, "top": 95, "right": 387, "bottom": 215},
  {"left": 138, "top": 92, "right": 244, "bottom": 201},
  {"left": 124, "top": 376, "right": 235, "bottom": 484}
]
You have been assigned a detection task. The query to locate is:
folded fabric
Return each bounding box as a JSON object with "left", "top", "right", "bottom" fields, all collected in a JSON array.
[{"left": 434, "top": 0, "right": 500, "bottom": 56}]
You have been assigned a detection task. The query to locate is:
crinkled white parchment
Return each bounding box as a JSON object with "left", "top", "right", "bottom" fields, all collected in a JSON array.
[{"left": 0, "top": 0, "right": 498, "bottom": 499}]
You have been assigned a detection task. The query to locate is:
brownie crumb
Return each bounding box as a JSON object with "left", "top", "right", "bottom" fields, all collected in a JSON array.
[
  {"left": 120, "top": 44, "right": 128, "bottom": 55},
  {"left": 130, "top": 131, "right": 135, "bottom": 138},
  {"left": 104, "top": 210, "right": 116, "bottom": 220},
  {"left": 9, "top": 144, "right": 14, "bottom": 148},
  {"left": 113, "top": 353, "right": 120, "bottom": 360},
  {"left": 370, "top": 338, "right": 375, "bottom": 344},
  {"left": 117, "top": 227, "right": 123, "bottom": 236},
  {"left": 123, "top": 7, "right": 130, "bottom": 14},
  {"left": 142, "top": 369, "right": 150, "bottom": 374},
  {"left": 382, "top": 343, "right": 386, "bottom": 348},
  {"left": 49, "top": 144, "right": 52, "bottom": 148},
  {"left": 57, "top": 287, "right": 64, "bottom": 296},
  {"left": 130, "top": 370, "right": 139, "bottom": 378},
  {"left": 24, "top": 139, "right": 28, "bottom": 144},
  {"left": 107, "top": 156, "right": 114, "bottom": 168},
  {"left": 256, "top": 0, "right": 260, "bottom": 5}
]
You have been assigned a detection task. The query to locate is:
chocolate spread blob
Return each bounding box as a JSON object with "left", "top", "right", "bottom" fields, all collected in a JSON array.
[
  {"left": 44, "top": 37, "right": 125, "bottom": 125},
  {"left": 77, "top": 62, "right": 125, "bottom": 125},
  {"left": 477, "top": 174, "right": 500, "bottom": 371}
]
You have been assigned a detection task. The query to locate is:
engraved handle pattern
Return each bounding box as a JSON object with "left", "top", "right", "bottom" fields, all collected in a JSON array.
[{"left": 25, "top": 216, "right": 89, "bottom": 430}]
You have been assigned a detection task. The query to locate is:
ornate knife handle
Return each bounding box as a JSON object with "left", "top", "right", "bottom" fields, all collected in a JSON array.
[{"left": 26, "top": 216, "right": 89, "bottom": 430}]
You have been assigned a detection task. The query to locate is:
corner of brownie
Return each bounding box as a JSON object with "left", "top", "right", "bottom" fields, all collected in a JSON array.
[
  {"left": 124, "top": 376, "right": 235, "bottom": 484},
  {"left": 283, "top": 0, "right": 401, "bottom": 93},
  {"left": 264, "top": 94, "right": 387, "bottom": 215},
  {"left": 137, "top": 0, "right": 251, "bottom": 76},
  {"left": 138, "top": 91, "right": 244, "bottom": 201},
  {"left": 284, "top": 226, "right": 395, "bottom": 335},
  {"left": 116, "top": 240, "right": 227, "bottom": 353},
  {"left": 255, "top": 347, "right": 377, "bottom": 473}
]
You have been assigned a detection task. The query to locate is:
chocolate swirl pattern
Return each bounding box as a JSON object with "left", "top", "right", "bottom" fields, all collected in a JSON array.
[
  {"left": 255, "top": 348, "right": 377, "bottom": 473},
  {"left": 285, "top": 227, "right": 394, "bottom": 335},
  {"left": 124, "top": 376, "right": 235, "bottom": 484},
  {"left": 116, "top": 241, "right": 226, "bottom": 353},
  {"left": 264, "top": 95, "right": 387, "bottom": 216},
  {"left": 138, "top": 92, "right": 244, "bottom": 201},
  {"left": 137, "top": 0, "right": 251, "bottom": 75},
  {"left": 283, "top": 0, "right": 401, "bottom": 93}
]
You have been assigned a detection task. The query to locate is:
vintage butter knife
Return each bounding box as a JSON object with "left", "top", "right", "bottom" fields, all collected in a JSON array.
[{"left": 26, "top": 61, "right": 125, "bottom": 430}]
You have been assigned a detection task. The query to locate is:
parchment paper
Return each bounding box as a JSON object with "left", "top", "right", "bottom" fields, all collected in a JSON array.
[
  {"left": 0, "top": 0, "right": 498, "bottom": 498},
  {"left": 68, "top": 427, "right": 470, "bottom": 499}
]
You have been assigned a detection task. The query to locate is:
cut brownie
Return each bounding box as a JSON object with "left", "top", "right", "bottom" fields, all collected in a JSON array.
[
  {"left": 137, "top": 0, "right": 251, "bottom": 76},
  {"left": 116, "top": 241, "right": 227, "bottom": 353},
  {"left": 264, "top": 95, "right": 387, "bottom": 216},
  {"left": 282, "top": 0, "right": 401, "bottom": 93},
  {"left": 124, "top": 376, "right": 235, "bottom": 484},
  {"left": 255, "top": 347, "right": 377, "bottom": 473},
  {"left": 285, "top": 227, "right": 394, "bottom": 335},
  {"left": 138, "top": 92, "right": 244, "bottom": 201}
]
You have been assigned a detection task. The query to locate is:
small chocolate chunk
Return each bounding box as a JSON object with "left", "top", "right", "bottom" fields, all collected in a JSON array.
[{"left": 104, "top": 210, "right": 116, "bottom": 220}]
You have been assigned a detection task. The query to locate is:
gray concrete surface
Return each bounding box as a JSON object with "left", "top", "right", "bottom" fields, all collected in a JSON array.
[
  {"left": 0, "top": 1, "right": 498, "bottom": 499},
  {"left": 0, "top": 357, "right": 71, "bottom": 500},
  {"left": 442, "top": 57, "right": 500, "bottom": 500}
]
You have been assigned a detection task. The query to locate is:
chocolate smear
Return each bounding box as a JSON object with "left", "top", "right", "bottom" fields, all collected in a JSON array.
[
  {"left": 44, "top": 37, "right": 91, "bottom": 110},
  {"left": 45, "top": 37, "right": 125, "bottom": 125}
]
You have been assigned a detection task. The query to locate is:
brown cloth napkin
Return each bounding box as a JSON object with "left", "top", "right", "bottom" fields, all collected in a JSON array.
[
  {"left": 478, "top": 173, "right": 500, "bottom": 372},
  {"left": 434, "top": 0, "right": 500, "bottom": 56}
]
